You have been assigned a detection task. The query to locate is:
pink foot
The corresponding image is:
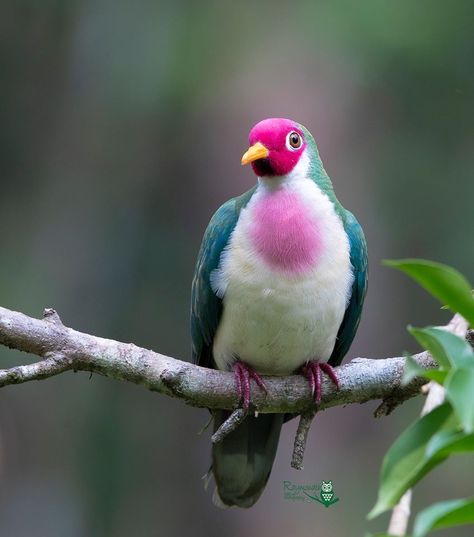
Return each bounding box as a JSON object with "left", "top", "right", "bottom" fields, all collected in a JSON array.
[
  {"left": 233, "top": 361, "right": 267, "bottom": 411},
  {"left": 302, "top": 360, "right": 340, "bottom": 404}
]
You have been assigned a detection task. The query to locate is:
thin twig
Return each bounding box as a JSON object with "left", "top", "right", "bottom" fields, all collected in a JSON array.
[
  {"left": 42, "top": 308, "right": 64, "bottom": 326},
  {"left": 0, "top": 353, "right": 72, "bottom": 387},
  {"left": 197, "top": 415, "right": 213, "bottom": 435},
  {"left": 388, "top": 490, "right": 413, "bottom": 537},
  {"left": 291, "top": 410, "right": 317, "bottom": 470},
  {"left": 211, "top": 409, "right": 248, "bottom": 443}
]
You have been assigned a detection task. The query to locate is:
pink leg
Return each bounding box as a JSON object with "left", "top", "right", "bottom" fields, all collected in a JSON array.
[
  {"left": 302, "top": 360, "right": 339, "bottom": 404},
  {"left": 319, "top": 362, "right": 340, "bottom": 389},
  {"left": 233, "top": 361, "right": 267, "bottom": 411}
]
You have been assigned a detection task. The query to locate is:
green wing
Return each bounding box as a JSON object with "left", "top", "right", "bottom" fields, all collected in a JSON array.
[
  {"left": 191, "top": 187, "right": 256, "bottom": 369},
  {"left": 328, "top": 210, "right": 368, "bottom": 366}
]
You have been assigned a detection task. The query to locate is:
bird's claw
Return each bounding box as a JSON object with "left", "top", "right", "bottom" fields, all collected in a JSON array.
[
  {"left": 302, "top": 360, "right": 340, "bottom": 404},
  {"left": 233, "top": 361, "right": 267, "bottom": 411}
]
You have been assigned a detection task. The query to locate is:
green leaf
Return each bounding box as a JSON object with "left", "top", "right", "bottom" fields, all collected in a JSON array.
[
  {"left": 426, "top": 430, "right": 474, "bottom": 458},
  {"left": 445, "top": 368, "right": 474, "bottom": 432},
  {"left": 408, "top": 327, "right": 474, "bottom": 370},
  {"left": 413, "top": 497, "right": 474, "bottom": 537},
  {"left": 368, "top": 403, "right": 457, "bottom": 519},
  {"left": 402, "top": 355, "right": 447, "bottom": 385},
  {"left": 384, "top": 259, "right": 474, "bottom": 326}
]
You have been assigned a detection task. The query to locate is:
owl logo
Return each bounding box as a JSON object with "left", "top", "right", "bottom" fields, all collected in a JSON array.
[
  {"left": 320, "top": 480, "right": 334, "bottom": 504},
  {"left": 302, "top": 479, "right": 339, "bottom": 507}
]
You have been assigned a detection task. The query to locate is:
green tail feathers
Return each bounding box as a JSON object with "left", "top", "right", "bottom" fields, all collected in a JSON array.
[{"left": 211, "top": 411, "right": 284, "bottom": 508}]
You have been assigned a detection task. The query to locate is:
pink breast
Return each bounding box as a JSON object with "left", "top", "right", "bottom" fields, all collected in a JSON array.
[{"left": 250, "top": 189, "right": 322, "bottom": 274}]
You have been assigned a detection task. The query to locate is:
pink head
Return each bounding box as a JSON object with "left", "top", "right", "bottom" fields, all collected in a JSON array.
[{"left": 241, "top": 118, "right": 308, "bottom": 177}]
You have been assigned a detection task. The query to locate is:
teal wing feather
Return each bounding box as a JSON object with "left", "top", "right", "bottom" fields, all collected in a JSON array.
[
  {"left": 328, "top": 210, "right": 368, "bottom": 366},
  {"left": 191, "top": 187, "right": 256, "bottom": 369}
]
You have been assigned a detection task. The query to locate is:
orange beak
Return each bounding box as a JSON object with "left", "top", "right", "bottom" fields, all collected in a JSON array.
[{"left": 241, "top": 142, "right": 269, "bottom": 165}]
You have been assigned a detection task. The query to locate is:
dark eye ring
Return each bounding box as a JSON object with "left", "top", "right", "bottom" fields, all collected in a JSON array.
[{"left": 287, "top": 131, "right": 302, "bottom": 150}]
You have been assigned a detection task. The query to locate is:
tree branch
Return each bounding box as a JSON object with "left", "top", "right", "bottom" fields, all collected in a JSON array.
[{"left": 0, "top": 305, "right": 437, "bottom": 415}]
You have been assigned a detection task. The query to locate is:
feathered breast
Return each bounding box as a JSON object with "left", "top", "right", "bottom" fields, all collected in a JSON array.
[{"left": 249, "top": 188, "right": 322, "bottom": 275}]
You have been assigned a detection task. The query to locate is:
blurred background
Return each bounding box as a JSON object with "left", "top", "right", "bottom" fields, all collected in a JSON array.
[{"left": 0, "top": 1, "right": 473, "bottom": 536}]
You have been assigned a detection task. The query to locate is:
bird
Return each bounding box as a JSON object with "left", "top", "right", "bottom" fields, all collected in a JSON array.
[{"left": 191, "top": 117, "right": 368, "bottom": 508}]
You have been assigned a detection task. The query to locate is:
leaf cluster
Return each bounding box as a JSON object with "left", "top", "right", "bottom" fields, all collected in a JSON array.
[{"left": 368, "top": 260, "right": 474, "bottom": 537}]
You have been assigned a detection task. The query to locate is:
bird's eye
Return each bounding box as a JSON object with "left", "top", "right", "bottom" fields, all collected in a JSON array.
[{"left": 286, "top": 131, "right": 302, "bottom": 150}]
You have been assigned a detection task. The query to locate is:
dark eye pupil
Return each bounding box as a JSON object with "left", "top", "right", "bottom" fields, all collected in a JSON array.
[{"left": 290, "top": 133, "right": 300, "bottom": 147}]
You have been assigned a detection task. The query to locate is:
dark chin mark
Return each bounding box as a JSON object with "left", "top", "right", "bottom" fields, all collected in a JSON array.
[{"left": 253, "top": 158, "right": 275, "bottom": 177}]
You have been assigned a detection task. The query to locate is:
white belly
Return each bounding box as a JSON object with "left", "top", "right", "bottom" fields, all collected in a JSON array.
[{"left": 211, "top": 175, "right": 353, "bottom": 375}]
